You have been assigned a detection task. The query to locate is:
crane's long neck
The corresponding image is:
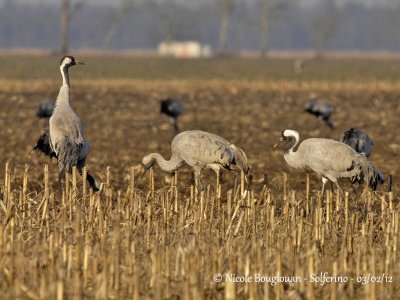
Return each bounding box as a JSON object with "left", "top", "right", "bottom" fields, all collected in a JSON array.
[
  {"left": 150, "top": 152, "right": 183, "bottom": 172},
  {"left": 283, "top": 136, "right": 304, "bottom": 170},
  {"left": 55, "top": 65, "right": 71, "bottom": 109},
  {"left": 60, "top": 64, "right": 70, "bottom": 87}
]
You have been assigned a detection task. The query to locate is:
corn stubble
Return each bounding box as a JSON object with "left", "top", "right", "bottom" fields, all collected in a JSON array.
[{"left": 0, "top": 162, "right": 398, "bottom": 300}]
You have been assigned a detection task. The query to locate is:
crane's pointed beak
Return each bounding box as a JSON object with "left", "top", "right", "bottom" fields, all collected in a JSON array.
[
  {"left": 138, "top": 164, "right": 146, "bottom": 178},
  {"left": 139, "top": 163, "right": 152, "bottom": 178},
  {"left": 273, "top": 137, "right": 285, "bottom": 150},
  {"left": 75, "top": 60, "right": 85, "bottom": 65}
]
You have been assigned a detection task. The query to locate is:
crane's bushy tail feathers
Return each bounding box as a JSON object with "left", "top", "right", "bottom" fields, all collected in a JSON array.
[
  {"left": 86, "top": 172, "right": 100, "bottom": 191},
  {"left": 35, "top": 131, "right": 98, "bottom": 191},
  {"left": 230, "top": 144, "right": 250, "bottom": 174},
  {"left": 351, "top": 155, "right": 382, "bottom": 191},
  {"left": 57, "top": 138, "right": 82, "bottom": 178},
  {"left": 34, "top": 129, "right": 56, "bottom": 159}
]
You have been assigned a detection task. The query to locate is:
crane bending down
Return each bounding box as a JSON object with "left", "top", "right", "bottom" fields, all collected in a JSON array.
[
  {"left": 340, "top": 128, "right": 373, "bottom": 158},
  {"left": 140, "top": 130, "right": 250, "bottom": 192},
  {"left": 274, "top": 129, "right": 381, "bottom": 195},
  {"left": 160, "top": 97, "right": 184, "bottom": 133},
  {"left": 304, "top": 98, "right": 336, "bottom": 129},
  {"left": 35, "top": 56, "right": 99, "bottom": 191}
]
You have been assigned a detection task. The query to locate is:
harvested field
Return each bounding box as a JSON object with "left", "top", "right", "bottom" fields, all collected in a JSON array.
[{"left": 0, "top": 56, "right": 399, "bottom": 299}]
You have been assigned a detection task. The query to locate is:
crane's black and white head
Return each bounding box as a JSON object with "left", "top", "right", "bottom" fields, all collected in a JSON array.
[
  {"left": 60, "top": 56, "right": 85, "bottom": 69},
  {"left": 273, "top": 129, "right": 300, "bottom": 149}
]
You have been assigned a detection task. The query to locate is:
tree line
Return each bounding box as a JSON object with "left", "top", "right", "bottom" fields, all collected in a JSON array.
[{"left": 0, "top": 0, "right": 399, "bottom": 55}]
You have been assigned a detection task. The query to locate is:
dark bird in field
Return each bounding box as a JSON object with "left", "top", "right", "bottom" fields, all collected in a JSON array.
[
  {"left": 340, "top": 128, "right": 373, "bottom": 158},
  {"left": 36, "top": 100, "right": 55, "bottom": 118},
  {"left": 304, "top": 98, "right": 336, "bottom": 129},
  {"left": 274, "top": 129, "right": 382, "bottom": 195},
  {"left": 160, "top": 97, "right": 184, "bottom": 133},
  {"left": 34, "top": 56, "right": 99, "bottom": 191},
  {"left": 293, "top": 59, "right": 304, "bottom": 74},
  {"left": 140, "top": 130, "right": 249, "bottom": 193},
  {"left": 340, "top": 128, "right": 385, "bottom": 185}
]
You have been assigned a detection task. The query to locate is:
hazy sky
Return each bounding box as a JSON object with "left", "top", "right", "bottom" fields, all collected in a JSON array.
[{"left": 1, "top": 0, "right": 397, "bottom": 8}]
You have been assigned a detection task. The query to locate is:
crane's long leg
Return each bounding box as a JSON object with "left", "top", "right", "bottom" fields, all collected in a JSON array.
[
  {"left": 243, "top": 174, "right": 253, "bottom": 198},
  {"left": 215, "top": 169, "right": 220, "bottom": 198},
  {"left": 388, "top": 175, "right": 392, "bottom": 193},
  {"left": 77, "top": 160, "right": 99, "bottom": 191},
  {"left": 321, "top": 177, "right": 328, "bottom": 197},
  {"left": 324, "top": 117, "right": 336, "bottom": 129},
  {"left": 58, "top": 162, "right": 67, "bottom": 195},
  {"left": 171, "top": 118, "right": 179, "bottom": 134},
  {"left": 58, "top": 175, "right": 65, "bottom": 195},
  {"left": 233, "top": 173, "right": 238, "bottom": 196},
  {"left": 334, "top": 181, "right": 344, "bottom": 196},
  {"left": 194, "top": 166, "right": 202, "bottom": 194}
]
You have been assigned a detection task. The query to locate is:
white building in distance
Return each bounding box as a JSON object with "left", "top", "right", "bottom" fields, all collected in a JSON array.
[{"left": 158, "top": 41, "right": 211, "bottom": 58}]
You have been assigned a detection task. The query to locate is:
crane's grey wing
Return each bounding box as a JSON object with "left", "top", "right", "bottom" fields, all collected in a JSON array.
[
  {"left": 49, "top": 115, "right": 84, "bottom": 175},
  {"left": 175, "top": 131, "right": 235, "bottom": 170},
  {"left": 340, "top": 128, "right": 373, "bottom": 157},
  {"left": 300, "top": 139, "right": 360, "bottom": 178},
  {"left": 56, "top": 137, "right": 83, "bottom": 176},
  {"left": 357, "top": 136, "right": 373, "bottom": 157},
  {"left": 301, "top": 138, "right": 381, "bottom": 190},
  {"left": 340, "top": 130, "right": 358, "bottom": 151},
  {"left": 230, "top": 144, "right": 249, "bottom": 174},
  {"left": 318, "top": 101, "right": 333, "bottom": 117},
  {"left": 79, "top": 139, "right": 90, "bottom": 161},
  {"left": 49, "top": 115, "right": 84, "bottom": 150},
  {"left": 305, "top": 99, "right": 333, "bottom": 116}
]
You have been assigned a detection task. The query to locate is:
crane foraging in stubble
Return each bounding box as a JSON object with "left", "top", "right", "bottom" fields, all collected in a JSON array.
[
  {"left": 304, "top": 98, "right": 336, "bottom": 129},
  {"left": 274, "top": 129, "right": 381, "bottom": 196},
  {"left": 140, "top": 130, "right": 250, "bottom": 192},
  {"left": 340, "top": 128, "right": 374, "bottom": 157},
  {"left": 35, "top": 56, "right": 99, "bottom": 191},
  {"left": 160, "top": 97, "right": 184, "bottom": 133}
]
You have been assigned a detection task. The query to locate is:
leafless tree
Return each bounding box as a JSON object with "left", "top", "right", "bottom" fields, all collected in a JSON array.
[
  {"left": 310, "top": 0, "right": 340, "bottom": 56},
  {"left": 103, "top": 0, "right": 135, "bottom": 49},
  {"left": 218, "top": 0, "right": 233, "bottom": 55},
  {"left": 60, "top": 0, "right": 70, "bottom": 55},
  {"left": 160, "top": 2, "right": 180, "bottom": 43},
  {"left": 259, "top": 0, "right": 269, "bottom": 57},
  {"left": 60, "top": 0, "right": 89, "bottom": 55},
  {"left": 258, "top": 0, "right": 287, "bottom": 57}
]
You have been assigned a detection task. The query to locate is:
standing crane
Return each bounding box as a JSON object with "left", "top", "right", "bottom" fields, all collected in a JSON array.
[
  {"left": 340, "top": 128, "right": 373, "bottom": 157},
  {"left": 160, "top": 97, "right": 184, "bottom": 133},
  {"left": 140, "top": 130, "right": 249, "bottom": 192},
  {"left": 304, "top": 98, "right": 336, "bottom": 129},
  {"left": 340, "top": 127, "right": 385, "bottom": 187},
  {"left": 35, "top": 56, "right": 99, "bottom": 191},
  {"left": 274, "top": 129, "right": 381, "bottom": 195}
]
